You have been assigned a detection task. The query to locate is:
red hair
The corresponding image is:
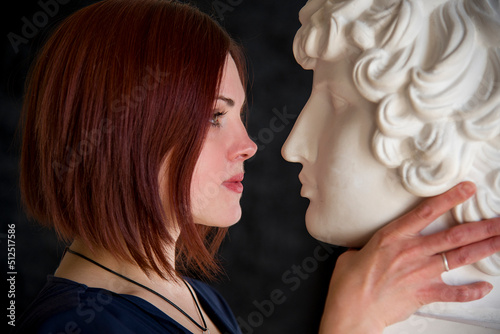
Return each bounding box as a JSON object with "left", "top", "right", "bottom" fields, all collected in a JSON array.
[{"left": 20, "top": 0, "right": 247, "bottom": 279}]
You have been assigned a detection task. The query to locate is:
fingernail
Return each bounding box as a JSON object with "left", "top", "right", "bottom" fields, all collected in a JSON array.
[
  {"left": 460, "top": 182, "right": 475, "bottom": 195},
  {"left": 484, "top": 283, "right": 493, "bottom": 296}
]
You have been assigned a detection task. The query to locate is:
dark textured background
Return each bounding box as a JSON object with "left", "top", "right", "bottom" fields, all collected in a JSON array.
[{"left": 1, "top": 1, "right": 346, "bottom": 333}]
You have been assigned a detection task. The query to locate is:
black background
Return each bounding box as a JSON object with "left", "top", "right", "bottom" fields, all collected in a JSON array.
[{"left": 1, "top": 1, "right": 346, "bottom": 333}]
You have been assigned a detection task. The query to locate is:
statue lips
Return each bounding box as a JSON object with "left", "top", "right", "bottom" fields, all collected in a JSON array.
[
  {"left": 298, "top": 171, "right": 317, "bottom": 199},
  {"left": 222, "top": 173, "right": 244, "bottom": 193}
]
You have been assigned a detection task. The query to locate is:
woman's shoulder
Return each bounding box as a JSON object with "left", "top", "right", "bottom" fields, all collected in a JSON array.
[
  {"left": 15, "top": 276, "right": 87, "bottom": 332},
  {"left": 15, "top": 275, "right": 184, "bottom": 334}
]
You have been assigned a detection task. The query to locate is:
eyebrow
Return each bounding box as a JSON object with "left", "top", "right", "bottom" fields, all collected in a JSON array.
[
  {"left": 216, "top": 96, "right": 235, "bottom": 107},
  {"left": 216, "top": 95, "right": 247, "bottom": 117}
]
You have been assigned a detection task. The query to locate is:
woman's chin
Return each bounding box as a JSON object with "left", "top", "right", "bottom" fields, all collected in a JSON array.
[{"left": 194, "top": 208, "right": 242, "bottom": 228}]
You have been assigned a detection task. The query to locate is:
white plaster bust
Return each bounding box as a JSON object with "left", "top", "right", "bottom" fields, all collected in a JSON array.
[{"left": 282, "top": 0, "right": 500, "bottom": 332}]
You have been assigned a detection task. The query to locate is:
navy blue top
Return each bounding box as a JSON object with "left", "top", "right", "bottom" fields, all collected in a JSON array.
[{"left": 15, "top": 275, "right": 241, "bottom": 334}]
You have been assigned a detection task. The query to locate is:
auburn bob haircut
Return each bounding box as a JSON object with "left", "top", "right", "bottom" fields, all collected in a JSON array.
[{"left": 20, "top": 0, "right": 247, "bottom": 279}]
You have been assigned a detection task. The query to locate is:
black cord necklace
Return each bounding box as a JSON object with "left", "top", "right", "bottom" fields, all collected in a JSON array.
[{"left": 65, "top": 248, "right": 209, "bottom": 333}]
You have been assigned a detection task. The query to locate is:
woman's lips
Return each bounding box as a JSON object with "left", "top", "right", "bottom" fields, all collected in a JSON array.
[{"left": 223, "top": 173, "right": 244, "bottom": 193}]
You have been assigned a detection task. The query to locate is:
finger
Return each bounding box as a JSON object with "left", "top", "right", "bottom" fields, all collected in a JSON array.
[
  {"left": 385, "top": 182, "right": 476, "bottom": 236},
  {"left": 422, "top": 281, "right": 493, "bottom": 304},
  {"left": 422, "top": 218, "right": 500, "bottom": 256},
  {"left": 440, "top": 236, "right": 500, "bottom": 271}
]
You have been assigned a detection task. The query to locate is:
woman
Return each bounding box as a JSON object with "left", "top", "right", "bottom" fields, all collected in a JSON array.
[{"left": 16, "top": 0, "right": 500, "bottom": 333}]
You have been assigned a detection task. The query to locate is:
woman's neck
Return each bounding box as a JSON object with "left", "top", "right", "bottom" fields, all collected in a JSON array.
[
  {"left": 54, "top": 239, "right": 181, "bottom": 294},
  {"left": 53, "top": 239, "right": 221, "bottom": 334}
]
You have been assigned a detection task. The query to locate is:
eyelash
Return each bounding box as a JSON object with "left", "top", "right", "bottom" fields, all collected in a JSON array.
[{"left": 210, "top": 110, "right": 227, "bottom": 127}]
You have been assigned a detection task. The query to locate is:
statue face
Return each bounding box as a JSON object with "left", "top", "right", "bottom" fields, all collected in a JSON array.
[{"left": 282, "top": 57, "right": 420, "bottom": 247}]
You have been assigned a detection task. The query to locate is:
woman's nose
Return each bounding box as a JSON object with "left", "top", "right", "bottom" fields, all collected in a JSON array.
[{"left": 230, "top": 123, "right": 258, "bottom": 161}]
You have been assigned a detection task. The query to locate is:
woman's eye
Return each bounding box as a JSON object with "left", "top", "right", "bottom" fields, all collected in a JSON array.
[{"left": 210, "top": 110, "right": 227, "bottom": 127}]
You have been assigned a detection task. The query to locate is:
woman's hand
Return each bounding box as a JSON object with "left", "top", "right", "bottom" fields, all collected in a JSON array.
[{"left": 319, "top": 182, "right": 500, "bottom": 334}]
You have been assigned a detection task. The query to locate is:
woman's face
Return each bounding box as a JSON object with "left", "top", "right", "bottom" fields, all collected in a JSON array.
[
  {"left": 190, "top": 56, "right": 257, "bottom": 227},
  {"left": 282, "top": 58, "right": 419, "bottom": 247}
]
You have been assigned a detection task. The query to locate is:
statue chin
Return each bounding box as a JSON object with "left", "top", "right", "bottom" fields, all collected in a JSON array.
[{"left": 304, "top": 212, "right": 374, "bottom": 248}]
